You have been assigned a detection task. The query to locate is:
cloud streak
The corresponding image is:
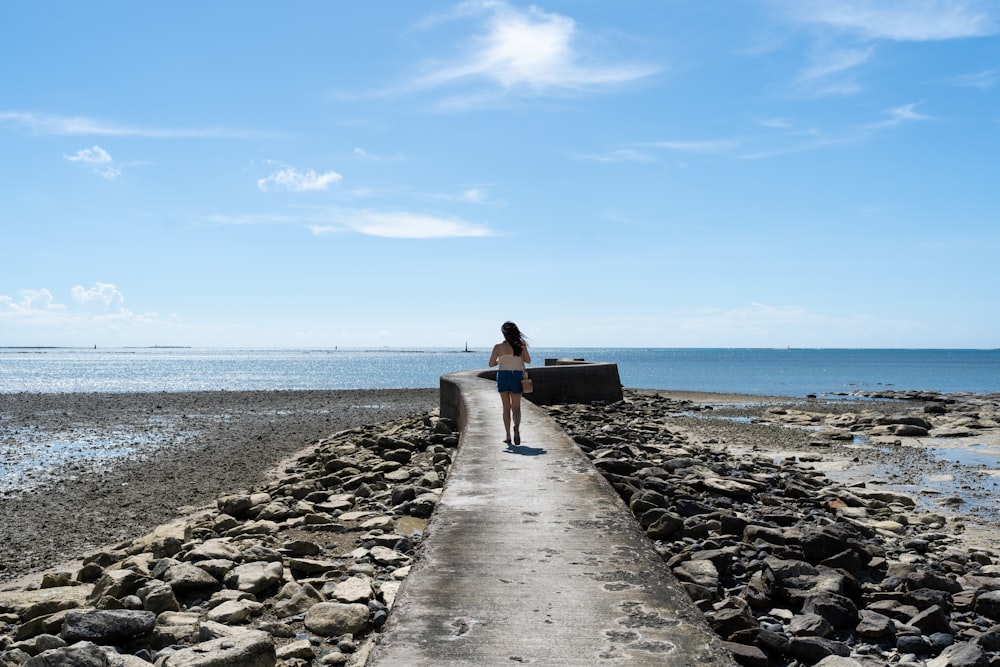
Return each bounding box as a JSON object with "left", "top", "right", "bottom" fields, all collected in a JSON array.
[
  {"left": 0, "top": 111, "right": 255, "bottom": 138},
  {"left": 786, "top": 1, "right": 1000, "bottom": 41},
  {"left": 310, "top": 208, "right": 493, "bottom": 239}
]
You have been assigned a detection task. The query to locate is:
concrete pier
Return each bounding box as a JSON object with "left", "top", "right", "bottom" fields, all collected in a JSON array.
[{"left": 366, "top": 369, "right": 736, "bottom": 666}]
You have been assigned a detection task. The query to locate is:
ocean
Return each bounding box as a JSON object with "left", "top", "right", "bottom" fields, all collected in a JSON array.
[{"left": 1, "top": 346, "right": 998, "bottom": 396}]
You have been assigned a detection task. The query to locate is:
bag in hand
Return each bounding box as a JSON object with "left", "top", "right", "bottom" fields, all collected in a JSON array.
[{"left": 521, "top": 370, "right": 533, "bottom": 394}]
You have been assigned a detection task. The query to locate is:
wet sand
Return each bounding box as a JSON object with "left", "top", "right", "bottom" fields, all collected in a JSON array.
[{"left": 0, "top": 389, "right": 437, "bottom": 586}]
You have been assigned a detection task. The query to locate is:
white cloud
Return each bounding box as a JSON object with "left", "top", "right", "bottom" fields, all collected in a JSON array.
[
  {"left": 310, "top": 208, "right": 493, "bottom": 239},
  {"left": 1, "top": 110, "right": 253, "bottom": 138},
  {"left": 866, "top": 103, "right": 933, "bottom": 129},
  {"left": 257, "top": 167, "right": 343, "bottom": 192},
  {"left": 64, "top": 145, "right": 121, "bottom": 179},
  {"left": 409, "top": 1, "right": 658, "bottom": 104},
  {"left": 798, "top": 46, "right": 874, "bottom": 82},
  {"left": 0, "top": 284, "right": 183, "bottom": 346},
  {"left": 1, "top": 289, "right": 67, "bottom": 314},
  {"left": 71, "top": 282, "right": 125, "bottom": 308},
  {"left": 787, "top": 1, "right": 1000, "bottom": 41}
]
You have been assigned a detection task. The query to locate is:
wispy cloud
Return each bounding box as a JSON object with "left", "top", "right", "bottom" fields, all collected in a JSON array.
[
  {"left": 773, "top": 2, "right": 1000, "bottom": 97},
  {"left": 310, "top": 208, "right": 493, "bottom": 239},
  {"left": 786, "top": 1, "right": 1000, "bottom": 41},
  {"left": 866, "top": 103, "right": 933, "bottom": 129},
  {"left": 648, "top": 139, "right": 742, "bottom": 154},
  {"left": 0, "top": 110, "right": 255, "bottom": 138},
  {"left": 402, "top": 1, "right": 658, "bottom": 108},
  {"left": 64, "top": 145, "right": 121, "bottom": 179},
  {"left": 949, "top": 69, "right": 998, "bottom": 90},
  {"left": 258, "top": 167, "right": 343, "bottom": 192},
  {"left": 572, "top": 148, "right": 657, "bottom": 163},
  {"left": 211, "top": 205, "right": 494, "bottom": 239}
]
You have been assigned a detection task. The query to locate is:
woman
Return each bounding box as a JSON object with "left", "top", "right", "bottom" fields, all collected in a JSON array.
[{"left": 488, "top": 321, "right": 531, "bottom": 445}]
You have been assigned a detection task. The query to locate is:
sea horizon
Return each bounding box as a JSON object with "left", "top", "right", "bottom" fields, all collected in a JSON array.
[{"left": 2, "top": 346, "right": 999, "bottom": 397}]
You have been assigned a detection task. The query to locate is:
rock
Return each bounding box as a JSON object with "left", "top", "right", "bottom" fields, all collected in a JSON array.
[
  {"left": 673, "top": 559, "right": 720, "bottom": 591},
  {"left": 304, "top": 602, "right": 370, "bottom": 637},
  {"left": 332, "top": 576, "right": 374, "bottom": 604},
  {"left": 272, "top": 583, "right": 324, "bottom": 619},
  {"left": 23, "top": 641, "right": 107, "bottom": 667},
  {"left": 926, "top": 641, "right": 988, "bottom": 667},
  {"left": 86, "top": 569, "right": 148, "bottom": 605},
  {"left": 789, "top": 636, "right": 850, "bottom": 662},
  {"left": 973, "top": 589, "right": 1000, "bottom": 621},
  {"left": 275, "top": 639, "right": 315, "bottom": 662},
  {"left": 368, "top": 546, "right": 410, "bottom": 568},
  {"left": 856, "top": 609, "right": 895, "bottom": 640},
  {"left": 223, "top": 562, "right": 284, "bottom": 595},
  {"left": 205, "top": 599, "right": 260, "bottom": 624},
  {"left": 159, "top": 561, "right": 221, "bottom": 593},
  {"left": 155, "top": 629, "right": 276, "bottom": 666},
  {"left": 719, "top": 640, "right": 768, "bottom": 667},
  {"left": 60, "top": 609, "right": 155, "bottom": 644},
  {"left": 136, "top": 582, "right": 180, "bottom": 614}
]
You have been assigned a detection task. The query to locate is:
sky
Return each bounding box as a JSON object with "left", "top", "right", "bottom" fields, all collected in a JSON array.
[{"left": 1, "top": 1, "right": 998, "bottom": 349}]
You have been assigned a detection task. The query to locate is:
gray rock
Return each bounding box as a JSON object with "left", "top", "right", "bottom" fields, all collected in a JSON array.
[
  {"left": 856, "top": 609, "right": 895, "bottom": 640},
  {"left": 272, "top": 582, "right": 324, "bottom": 619},
  {"left": 304, "top": 602, "right": 370, "bottom": 637},
  {"left": 803, "top": 592, "right": 859, "bottom": 629},
  {"left": 24, "top": 641, "right": 107, "bottom": 667},
  {"left": 223, "top": 562, "right": 283, "bottom": 595},
  {"left": 789, "top": 636, "right": 851, "bottom": 662},
  {"left": 973, "top": 589, "right": 1000, "bottom": 621},
  {"left": 61, "top": 609, "right": 155, "bottom": 644},
  {"left": 160, "top": 561, "right": 221, "bottom": 593},
  {"left": 155, "top": 629, "right": 276, "bottom": 666},
  {"left": 86, "top": 569, "right": 148, "bottom": 605},
  {"left": 673, "top": 559, "right": 719, "bottom": 591},
  {"left": 926, "top": 641, "right": 988, "bottom": 667},
  {"left": 136, "top": 582, "right": 180, "bottom": 614}
]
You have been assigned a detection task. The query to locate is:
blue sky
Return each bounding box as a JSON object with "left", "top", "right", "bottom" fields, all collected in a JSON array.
[{"left": 2, "top": 1, "right": 998, "bottom": 349}]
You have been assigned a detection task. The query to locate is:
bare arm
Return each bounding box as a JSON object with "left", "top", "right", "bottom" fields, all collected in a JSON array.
[
  {"left": 488, "top": 343, "right": 503, "bottom": 367},
  {"left": 522, "top": 346, "right": 531, "bottom": 365}
]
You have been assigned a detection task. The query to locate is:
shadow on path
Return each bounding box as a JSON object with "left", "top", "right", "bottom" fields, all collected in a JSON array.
[{"left": 503, "top": 443, "right": 547, "bottom": 456}]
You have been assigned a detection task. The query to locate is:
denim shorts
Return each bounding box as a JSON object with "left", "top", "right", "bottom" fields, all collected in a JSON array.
[{"left": 496, "top": 370, "right": 524, "bottom": 393}]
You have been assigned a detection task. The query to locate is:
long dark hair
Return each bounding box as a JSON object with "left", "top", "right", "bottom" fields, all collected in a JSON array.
[{"left": 501, "top": 321, "right": 527, "bottom": 357}]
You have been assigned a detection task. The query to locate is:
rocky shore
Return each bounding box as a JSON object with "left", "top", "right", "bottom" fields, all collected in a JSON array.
[
  {"left": 0, "top": 403, "right": 456, "bottom": 666},
  {"left": 2, "top": 387, "right": 1000, "bottom": 666},
  {"left": 547, "top": 389, "right": 1000, "bottom": 667}
]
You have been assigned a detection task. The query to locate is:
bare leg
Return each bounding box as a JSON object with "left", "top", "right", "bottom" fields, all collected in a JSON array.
[
  {"left": 511, "top": 393, "right": 522, "bottom": 444},
  {"left": 500, "top": 391, "right": 512, "bottom": 443}
]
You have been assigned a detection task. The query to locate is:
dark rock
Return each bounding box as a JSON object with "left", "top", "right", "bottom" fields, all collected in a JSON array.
[
  {"left": 61, "top": 609, "right": 155, "bottom": 644},
  {"left": 789, "top": 636, "right": 850, "bottom": 662}
]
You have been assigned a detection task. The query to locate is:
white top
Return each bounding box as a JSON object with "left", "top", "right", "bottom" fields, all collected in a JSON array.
[{"left": 497, "top": 352, "right": 525, "bottom": 371}]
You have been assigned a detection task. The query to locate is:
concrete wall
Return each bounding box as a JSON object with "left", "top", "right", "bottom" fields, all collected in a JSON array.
[{"left": 440, "top": 360, "right": 623, "bottom": 424}]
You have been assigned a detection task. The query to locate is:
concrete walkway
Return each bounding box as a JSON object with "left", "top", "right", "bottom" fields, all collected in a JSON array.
[{"left": 367, "top": 371, "right": 736, "bottom": 666}]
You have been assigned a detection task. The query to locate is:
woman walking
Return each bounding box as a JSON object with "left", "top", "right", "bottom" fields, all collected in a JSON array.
[{"left": 488, "top": 321, "right": 531, "bottom": 445}]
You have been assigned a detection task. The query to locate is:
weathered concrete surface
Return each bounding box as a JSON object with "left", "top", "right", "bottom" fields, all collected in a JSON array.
[{"left": 367, "top": 371, "right": 735, "bottom": 666}]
